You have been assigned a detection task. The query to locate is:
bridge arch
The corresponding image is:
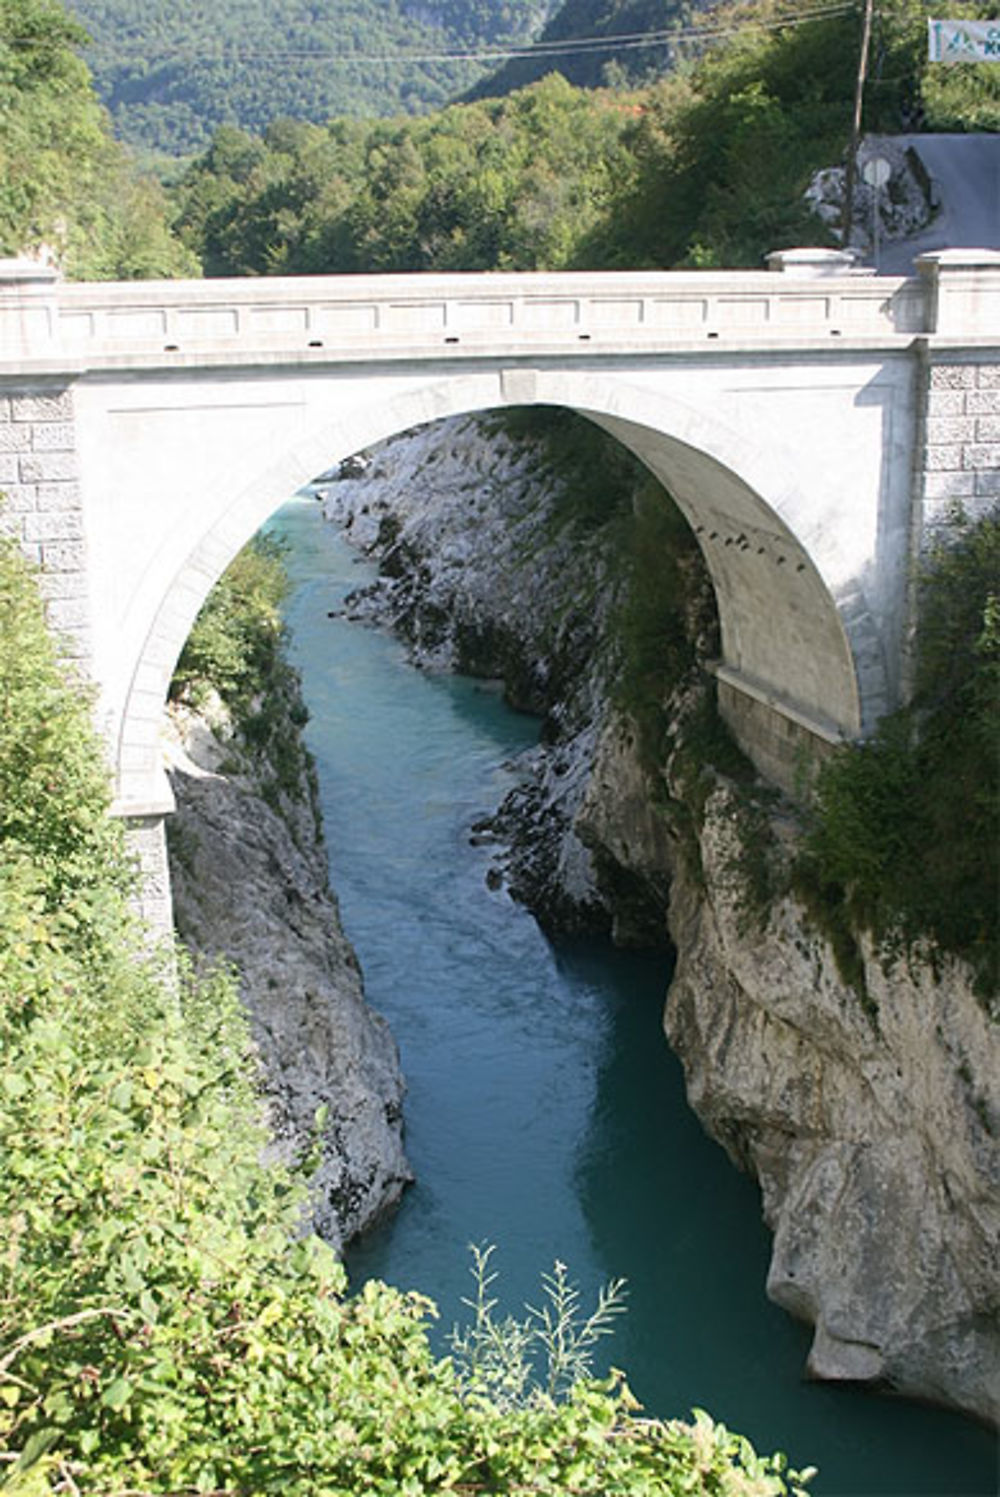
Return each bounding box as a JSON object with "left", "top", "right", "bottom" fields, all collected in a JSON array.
[{"left": 115, "top": 367, "right": 881, "bottom": 813}]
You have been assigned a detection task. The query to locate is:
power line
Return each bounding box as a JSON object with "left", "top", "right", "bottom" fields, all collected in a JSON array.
[{"left": 4, "top": 1, "right": 857, "bottom": 68}]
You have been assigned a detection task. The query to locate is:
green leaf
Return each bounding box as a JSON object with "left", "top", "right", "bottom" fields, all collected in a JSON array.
[{"left": 101, "top": 1376, "right": 132, "bottom": 1412}]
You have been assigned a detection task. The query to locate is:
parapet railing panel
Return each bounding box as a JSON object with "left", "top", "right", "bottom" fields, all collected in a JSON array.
[{"left": 0, "top": 268, "right": 931, "bottom": 369}]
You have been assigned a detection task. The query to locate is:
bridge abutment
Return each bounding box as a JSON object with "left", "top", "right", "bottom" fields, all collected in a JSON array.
[
  {"left": 0, "top": 374, "right": 175, "bottom": 941},
  {"left": 921, "top": 355, "right": 1000, "bottom": 536},
  {"left": 916, "top": 250, "right": 1000, "bottom": 537}
]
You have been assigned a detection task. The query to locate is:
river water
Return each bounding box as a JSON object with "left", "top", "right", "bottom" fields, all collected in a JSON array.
[{"left": 276, "top": 497, "right": 996, "bottom": 1496}]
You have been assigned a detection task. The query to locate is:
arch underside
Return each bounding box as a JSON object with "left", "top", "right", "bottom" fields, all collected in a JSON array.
[{"left": 113, "top": 368, "right": 882, "bottom": 812}]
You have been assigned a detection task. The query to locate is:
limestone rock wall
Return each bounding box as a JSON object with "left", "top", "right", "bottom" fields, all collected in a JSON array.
[
  {"left": 165, "top": 701, "right": 411, "bottom": 1250},
  {"left": 664, "top": 779, "right": 999, "bottom": 1425},
  {"left": 320, "top": 414, "right": 999, "bottom": 1424}
]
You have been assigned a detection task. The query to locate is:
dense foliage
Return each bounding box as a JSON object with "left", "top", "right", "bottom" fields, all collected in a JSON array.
[
  {"left": 171, "top": 532, "right": 290, "bottom": 718},
  {"left": 63, "top": 0, "right": 551, "bottom": 154},
  {"left": 801, "top": 513, "right": 1000, "bottom": 1003},
  {"left": 0, "top": 0, "right": 197, "bottom": 273},
  {"left": 0, "top": 530, "right": 817, "bottom": 1493},
  {"left": 172, "top": 76, "right": 633, "bottom": 275},
  {"left": 62, "top": 0, "right": 1000, "bottom": 157},
  {"left": 475, "top": 0, "right": 1000, "bottom": 130}
]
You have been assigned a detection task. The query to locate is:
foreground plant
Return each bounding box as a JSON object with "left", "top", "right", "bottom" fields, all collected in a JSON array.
[
  {"left": 0, "top": 530, "right": 815, "bottom": 1494},
  {"left": 449, "top": 1243, "right": 628, "bottom": 1411}
]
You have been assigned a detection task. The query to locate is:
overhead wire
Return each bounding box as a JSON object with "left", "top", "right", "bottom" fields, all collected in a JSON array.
[{"left": 3, "top": 1, "right": 859, "bottom": 67}]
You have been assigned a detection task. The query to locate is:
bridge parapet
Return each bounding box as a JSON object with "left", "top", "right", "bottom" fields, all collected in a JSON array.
[{"left": 0, "top": 263, "right": 933, "bottom": 370}]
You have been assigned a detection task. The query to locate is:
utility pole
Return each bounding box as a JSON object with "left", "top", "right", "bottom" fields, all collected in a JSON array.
[{"left": 842, "top": 0, "right": 875, "bottom": 252}]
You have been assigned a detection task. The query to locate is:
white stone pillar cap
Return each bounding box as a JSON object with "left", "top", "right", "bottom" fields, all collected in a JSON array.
[
  {"left": 765, "top": 247, "right": 862, "bottom": 276},
  {"left": 0, "top": 257, "right": 60, "bottom": 287},
  {"left": 916, "top": 248, "right": 1000, "bottom": 335},
  {"left": 916, "top": 248, "right": 1000, "bottom": 271}
]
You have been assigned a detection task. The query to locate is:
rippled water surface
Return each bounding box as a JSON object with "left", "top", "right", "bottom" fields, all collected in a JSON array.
[{"left": 276, "top": 498, "right": 997, "bottom": 1496}]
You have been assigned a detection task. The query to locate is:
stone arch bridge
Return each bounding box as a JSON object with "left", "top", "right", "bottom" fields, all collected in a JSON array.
[{"left": 2, "top": 250, "right": 997, "bottom": 931}]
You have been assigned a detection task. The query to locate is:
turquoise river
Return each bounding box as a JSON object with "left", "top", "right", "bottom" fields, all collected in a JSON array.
[{"left": 275, "top": 497, "right": 997, "bottom": 1497}]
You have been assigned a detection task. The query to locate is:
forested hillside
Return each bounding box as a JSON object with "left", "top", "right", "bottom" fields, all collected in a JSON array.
[
  {"left": 466, "top": 0, "right": 716, "bottom": 97},
  {"left": 63, "top": 0, "right": 552, "bottom": 154}
]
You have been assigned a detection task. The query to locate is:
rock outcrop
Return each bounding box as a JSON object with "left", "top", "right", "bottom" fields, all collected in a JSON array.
[
  {"left": 321, "top": 413, "right": 1000, "bottom": 1425},
  {"left": 165, "top": 696, "right": 411, "bottom": 1251}
]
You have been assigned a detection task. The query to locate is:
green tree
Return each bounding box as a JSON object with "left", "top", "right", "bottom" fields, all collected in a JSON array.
[
  {"left": 0, "top": 0, "right": 197, "bottom": 274},
  {"left": 0, "top": 0, "right": 106, "bottom": 255}
]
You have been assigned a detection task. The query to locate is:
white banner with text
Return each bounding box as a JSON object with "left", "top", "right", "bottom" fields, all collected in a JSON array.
[{"left": 928, "top": 18, "right": 1000, "bottom": 62}]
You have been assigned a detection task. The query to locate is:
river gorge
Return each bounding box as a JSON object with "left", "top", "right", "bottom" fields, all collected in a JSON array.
[
  {"left": 276, "top": 488, "right": 993, "bottom": 1495},
  {"left": 165, "top": 409, "right": 997, "bottom": 1494}
]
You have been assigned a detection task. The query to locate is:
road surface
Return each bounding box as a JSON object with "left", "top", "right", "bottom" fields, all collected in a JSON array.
[{"left": 878, "top": 132, "right": 1000, "bottom": 272}]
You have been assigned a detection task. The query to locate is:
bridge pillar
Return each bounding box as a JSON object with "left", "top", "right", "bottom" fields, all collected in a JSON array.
[
  {"left": 124, "top": 815, "right": 175, "bottom": 944},
  {"left": 0, "top": 268, "right": 173, "bottom": 942},
  {"left": 918, "top": 251, "right": 1000, "bottom": 543}
]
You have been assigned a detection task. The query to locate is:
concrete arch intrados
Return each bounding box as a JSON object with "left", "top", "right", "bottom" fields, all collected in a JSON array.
[{"left": 119, "top": 367, "right": 869, "bottom": 810}]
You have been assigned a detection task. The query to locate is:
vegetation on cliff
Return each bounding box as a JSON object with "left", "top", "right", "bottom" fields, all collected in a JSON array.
[
  {"left": 168, "top": 532, "right": 317, "bottom": 821},
  {"left": 802, "top": 512, "right": 1000, "bottom": 1003},
  {"left": 0, "top": 530, "right": 817, "bottom": 1492}
]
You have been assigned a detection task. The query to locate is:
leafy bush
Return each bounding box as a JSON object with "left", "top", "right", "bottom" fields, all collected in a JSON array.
[
  {"left": 449, "top": 1244, "right": 628, "bottom": 1411},
  {"left": 801, "top": 513, "right": 1000, "bottom": 1002},
  {"left": 170, "top": 531, "right": 290, "bottom": 715}
]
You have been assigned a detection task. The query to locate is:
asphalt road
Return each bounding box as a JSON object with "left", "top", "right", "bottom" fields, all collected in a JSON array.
[{"left": 878, "top": 132, "right": 1000, "bottom": 272}]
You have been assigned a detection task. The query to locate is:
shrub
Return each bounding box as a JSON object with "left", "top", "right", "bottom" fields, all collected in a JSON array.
[
  {"left": 170, "top": 531, "right": 316, "bottom": 813},
  {"left": 801, "top": 513, "right": 1000, "bottom": 1001}
]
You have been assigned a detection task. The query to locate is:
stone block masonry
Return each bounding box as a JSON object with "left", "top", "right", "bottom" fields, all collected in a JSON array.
[
  {"left": 125, "top": 813, "right": 175, "bottom": 945},
  {"left": 921, "top": 358, "right": 1000, "bottom": 532},
  {"left": 0, "top": 383, "right": 91, "bottom": 667}
]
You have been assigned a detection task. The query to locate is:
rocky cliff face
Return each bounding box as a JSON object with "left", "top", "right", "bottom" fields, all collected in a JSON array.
[
  {"left": 164, "top": 696, "right": 411, "bottom": 1251},
  {"left": 662, "top": 777, "right": 999, "bottom": 1425},
  {"left": 321, "top": 413, "right": 999, "bottom": 1425}
]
